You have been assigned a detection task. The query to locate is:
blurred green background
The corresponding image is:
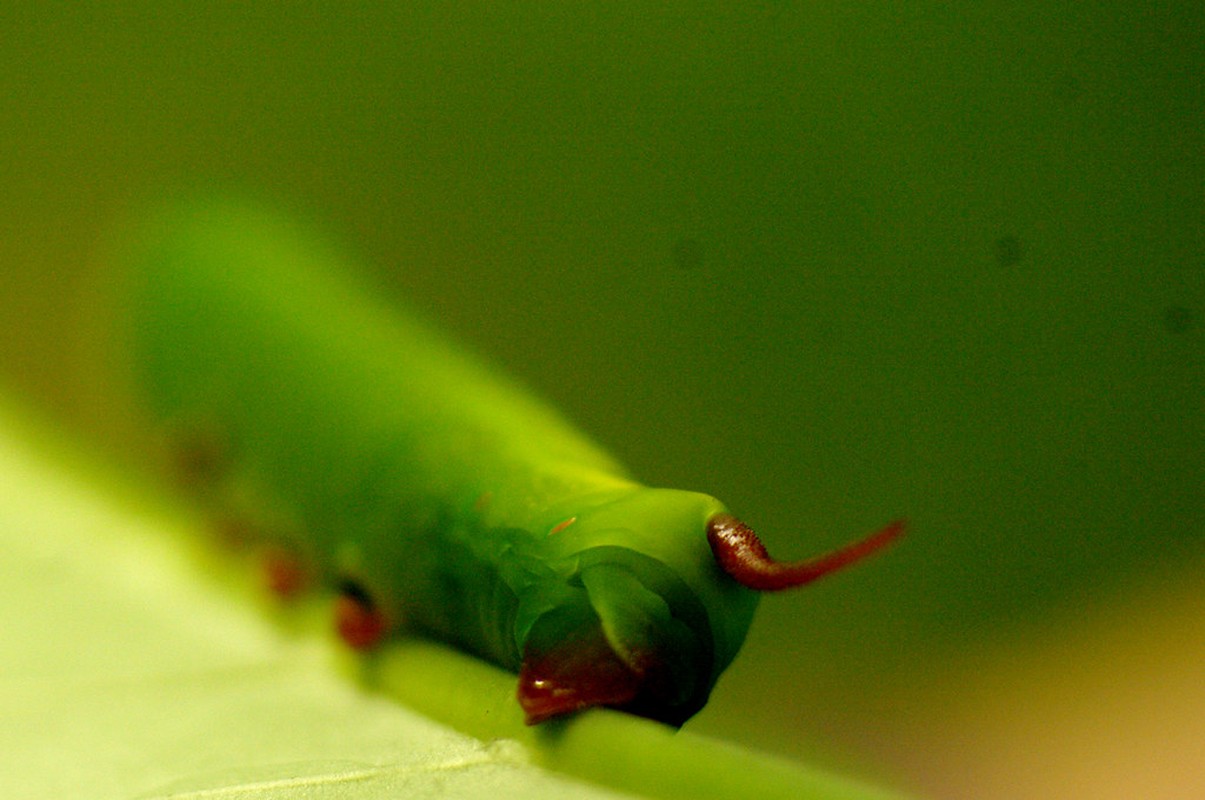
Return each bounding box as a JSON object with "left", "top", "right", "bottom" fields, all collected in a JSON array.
[{"left": 1, "top": 4, "right": 1201, "bottom": 798}]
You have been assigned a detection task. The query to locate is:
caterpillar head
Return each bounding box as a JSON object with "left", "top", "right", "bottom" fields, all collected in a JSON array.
[{"left": 515, "top": 489, "right": 903, "bottom": 725}]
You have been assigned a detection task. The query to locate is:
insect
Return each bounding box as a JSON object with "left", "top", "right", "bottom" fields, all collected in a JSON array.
[{"left": 108, "top": 199, "right": 903, "bottom": 726}]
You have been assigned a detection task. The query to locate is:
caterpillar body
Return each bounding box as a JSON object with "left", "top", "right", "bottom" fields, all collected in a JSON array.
[{"left": 106, "top": 200, "right": 902, "bottom": 726}]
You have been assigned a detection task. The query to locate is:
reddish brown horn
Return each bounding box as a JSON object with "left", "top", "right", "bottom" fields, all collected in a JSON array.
[{"left": 707, "top": 514, "right": 905, "bottom": 591}]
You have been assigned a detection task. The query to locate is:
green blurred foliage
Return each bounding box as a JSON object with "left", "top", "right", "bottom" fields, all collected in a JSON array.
[{"left": 0, "top": 3, "right": 1201, "bottom": 794}]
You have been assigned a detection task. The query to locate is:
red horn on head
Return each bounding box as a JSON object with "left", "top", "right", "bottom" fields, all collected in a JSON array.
[{"left": 706, "top": 514, "right": 905, "bottom": 591}]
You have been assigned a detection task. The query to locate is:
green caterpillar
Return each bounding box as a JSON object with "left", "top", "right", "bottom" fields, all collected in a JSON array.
[{"left": 106, "top": 200, "right": 902, "bottom": 726}]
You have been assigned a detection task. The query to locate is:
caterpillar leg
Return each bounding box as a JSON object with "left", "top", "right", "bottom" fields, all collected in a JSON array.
[
  {"left": 260, "top": 545, "right": 311, "bottom": 599},
  {"left": 334, "top": 581, "right": 388, "bottom": 650}
]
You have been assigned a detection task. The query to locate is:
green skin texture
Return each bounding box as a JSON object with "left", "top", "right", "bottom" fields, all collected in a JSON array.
[{"left": 119, "top": 201, "right": 758, "bottom": 724}]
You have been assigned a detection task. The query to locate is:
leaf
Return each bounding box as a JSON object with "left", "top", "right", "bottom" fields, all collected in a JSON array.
[{"left": 0, "top": 394, "right": 915, "bottom": 800}]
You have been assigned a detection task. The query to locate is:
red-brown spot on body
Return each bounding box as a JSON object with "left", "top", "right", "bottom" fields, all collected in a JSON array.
[{"left": 549, "top": 516, "right": 577, "bottom": 535}]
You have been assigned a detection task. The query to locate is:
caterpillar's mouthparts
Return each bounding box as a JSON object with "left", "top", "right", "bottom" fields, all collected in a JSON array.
[{"left": 517, "top": 626, "right": 643, "bottom": 725}]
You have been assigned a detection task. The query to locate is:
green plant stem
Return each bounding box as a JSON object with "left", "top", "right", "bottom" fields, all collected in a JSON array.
[{"left": 365, "top": 640, "right": 916, "bottom": 800}]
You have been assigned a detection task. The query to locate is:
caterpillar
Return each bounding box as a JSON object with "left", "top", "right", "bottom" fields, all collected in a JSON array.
[{"left": 103, "top": 199, "right": 903, "bottom": 726}]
